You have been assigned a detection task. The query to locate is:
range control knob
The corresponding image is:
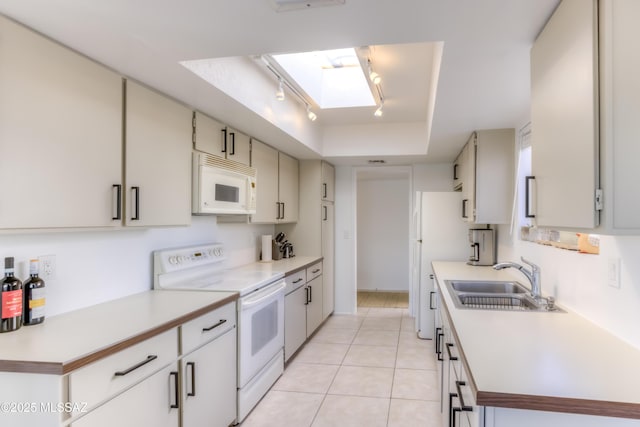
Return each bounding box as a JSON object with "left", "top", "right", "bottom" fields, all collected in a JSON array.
[{"left": 169, "top": 256, "right": 177, "bottom": 265}]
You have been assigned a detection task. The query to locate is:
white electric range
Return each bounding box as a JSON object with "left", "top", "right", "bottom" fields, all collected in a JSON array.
[{"left": 153, "top": 243, "right": 285, "bottom": 423}]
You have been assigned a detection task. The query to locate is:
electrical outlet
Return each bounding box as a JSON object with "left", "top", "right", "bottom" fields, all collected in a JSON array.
[
  {"left": 607, "top": 257, "right": 621, "bottom": 289},
  {"left": 39, "top": 255, "right": 57, "bottom": 281}
]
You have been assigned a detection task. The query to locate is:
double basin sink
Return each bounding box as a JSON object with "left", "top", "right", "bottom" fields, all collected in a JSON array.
[{"left": 444, "top": 280, "right": 563, "bottom": 312}]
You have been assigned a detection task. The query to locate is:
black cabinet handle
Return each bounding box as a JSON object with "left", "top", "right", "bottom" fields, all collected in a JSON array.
[
  {"left": 436, "top": 329, "right": 444, "bottom": 361},
  {"left": 429, "top": 291, "right": 436, "bottom": 310},
  {"left": 453, "top": 163, "right": 459, "bottom": 180},
  {"left": 114, "top": 355, "right": 157, "bottom": 376},
  {"left": 323, "top": 183, "right": 328, "bottom": 198},
  {"left": 131, "top": 186, "right": 140, "bottom": 221},
  {"left": 312, "top": 269, "right": 320, "bottom": 274},
  {"left": 445, "top": 342, "right": 458, "bottom": 361},
  {"left": 112, "top": 184, "right": 122, "bottom": 220},
  {"left": 435, "top": 327, "right": 442, "bottom": 355},
  {"left": 323, "top": 205, "right": 328, "bottom": 221},
  {"left": 230, "top": 132, "right": 236, "bottom": 155},
  {"left": 293, "top": 278, "right": 303, "bottom": 284},
  {"left": 202, "top": 319, "right": 227, "bottom": 332},
  {"left": 525, "top": 176, "right": 536, "bottom": 218},
  {"left": 462, "top": 199, "right": 469, "bottom": 219},
  {"left": 186, "top": 362, "right": 196, "bottom": 397},
  {"left": 304, "top": 287, "right": 310, "bottom": 305},
  {"left": 281, "top": 202, "right": 285, "bottom": 219},
  {"left": 221, "top": 129, "right": 227, "bottom": 153},
  {"left": 170, "top": 371, "right": 179, "bottom": 409},
  {"left": 449, "top": 392, "right": 458, "bottom": 427},
  {"left": 309, "top": 285, "right": 312, "bottom": 303},
  {"left": 455, "top": 381, "right": 473, "bottom": 412}
]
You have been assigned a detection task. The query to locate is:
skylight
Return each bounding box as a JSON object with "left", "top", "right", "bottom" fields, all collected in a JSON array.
[{"left": 271, "top": 48, "right": 376, "bottom": 109}]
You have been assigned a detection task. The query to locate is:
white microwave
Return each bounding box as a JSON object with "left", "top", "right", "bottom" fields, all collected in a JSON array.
[{"left": 192, "top": 152, "right": 257, "bottom": 215}]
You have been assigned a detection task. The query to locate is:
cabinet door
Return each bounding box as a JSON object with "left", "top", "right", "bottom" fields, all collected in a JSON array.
[
  {"left": 251, "top": 139, "right": 279, "bottom": 223},
  {"left": 321, "top": 203, "right": 335, "bottom": 319},
  {"left": 0, "top": 16, "right": 122, "bottom": 229},
  {"left": 285, "top": 285, "right": 307, "bottom": 361},
  {"left": 193, "top": 111, "right": 225, "bottom": 158},
  {"left": 71, "top": 363, "right": 179, "bottom": 427},
  {"left": 226, "top": 127, "right": 251, "bottom": 166},
  {"left": 182, "top": 328, "right": 237, "bottom": 427},
  {"left": 461, "top": 140, "right": 476, "bottom": 223},
  {"left": 125, "top": 81, "right": 192, "bottom": 227},
  {"left": 531, "top": 0, "right": 599, "bottom": 228},
  {"left": 278, "top": 152, "right": 299, "bottom": 223},
  {"left": 321, "top": 161, "right": 335, "bottom": 202},
  {"left": 306, "top": 277, "right": 323, "bottom": 337}
]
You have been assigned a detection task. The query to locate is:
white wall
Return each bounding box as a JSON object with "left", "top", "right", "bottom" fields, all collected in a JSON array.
[
  {"left": 357, "top": 177, "right": 410, "bottom": 291},
  {"left": 497, "top": 227, "right": 640, "bottom": 350},
  {"left": 1, "top": 217, "right": 274, "bottom": 317},
  {"left": 323, "top": 122, "right": 428, "bottom": 157}
]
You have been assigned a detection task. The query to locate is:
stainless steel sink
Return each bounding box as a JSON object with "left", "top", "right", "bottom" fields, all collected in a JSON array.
[
  {"left": 448, "top": 280, "right": 528, "bottom": 294},
  {"left": 443, "top": 280, "right": 564, "bottom": 313}
]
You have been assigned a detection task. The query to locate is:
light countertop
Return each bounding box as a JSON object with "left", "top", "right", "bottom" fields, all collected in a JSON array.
[
  {"left": 432, "top": 261, "right": 640, "bottom": 419},
  {"left": 0, "top": 290, "right": 237, "bottom": 375},
  {"left": 239, "top": 256, "right": 323, "bottom": 276}
]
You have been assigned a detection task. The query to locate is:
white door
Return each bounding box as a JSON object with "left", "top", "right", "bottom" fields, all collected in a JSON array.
[{"left": 418, "top": 193, "right": 469, "bottom": 339}]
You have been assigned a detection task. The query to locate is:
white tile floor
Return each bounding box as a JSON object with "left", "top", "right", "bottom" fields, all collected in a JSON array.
[{"left": 239, "top": 307, "right": 442, "bottom": 427}]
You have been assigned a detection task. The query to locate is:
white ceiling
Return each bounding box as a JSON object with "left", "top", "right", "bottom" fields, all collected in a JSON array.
[{"left": 0, "top": 0, "right": 560, "bottom": 165}]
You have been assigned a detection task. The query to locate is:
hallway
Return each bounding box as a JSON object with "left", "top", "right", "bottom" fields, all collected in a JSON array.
[{"left": 240, "top": 307, "right": 441, "bottom": 426}]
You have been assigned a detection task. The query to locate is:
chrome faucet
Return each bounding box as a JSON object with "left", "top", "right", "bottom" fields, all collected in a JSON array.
[{"left": 493, "top": 257, "right": 542, "bottom": 300}]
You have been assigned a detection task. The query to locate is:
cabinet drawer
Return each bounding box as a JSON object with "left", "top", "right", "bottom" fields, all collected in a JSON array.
[
  {"left": 69, "top": 328, "right": 178, "bottom": 412},
  {"left": 181, "top": 302, "right": 236, "bottom": 355},
  {"left": 285, "top": 270, "right": 306, "bottom": 295},
  {"left": 306, "top": 262, "right": 322, "bottom": 281}
]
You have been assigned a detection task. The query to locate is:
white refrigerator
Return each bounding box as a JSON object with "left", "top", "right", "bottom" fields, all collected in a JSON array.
[{"left": 412, "top": 192, "right": 470, "bottom": 338}]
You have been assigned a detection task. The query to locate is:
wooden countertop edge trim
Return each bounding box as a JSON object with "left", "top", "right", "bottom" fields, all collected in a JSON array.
[
  {"left": 476, "top": 391, "right": 640, "bottom": 420},
  {"left": 0, "top": 293, "right": 239, "bottom": 375}
]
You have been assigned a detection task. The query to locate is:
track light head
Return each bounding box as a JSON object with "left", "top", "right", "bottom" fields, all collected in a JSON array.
[
  {"left": 276, "top": 79, "right": 285, "bottom": 101},
  {"left": 306, "top": 105, "right": 317, "bottom": 121}
]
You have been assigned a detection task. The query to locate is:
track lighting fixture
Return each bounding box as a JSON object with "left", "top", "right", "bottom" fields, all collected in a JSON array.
[
  {"left": 374, "top": 103, "right": 384, "bottom": 117},
  {"left": 306, "top": 104, "right": 317, "bottom": 121},
  {"left": 368, "top": 59, "right": 381, "bottom": 85},
  {"left": 275, "top": 78, "right": 285, "bottom": 101}
]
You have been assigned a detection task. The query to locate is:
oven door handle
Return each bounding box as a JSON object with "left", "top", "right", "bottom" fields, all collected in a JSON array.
[{"left": 240, "top": 281, "right": 286, "bottom": 310}]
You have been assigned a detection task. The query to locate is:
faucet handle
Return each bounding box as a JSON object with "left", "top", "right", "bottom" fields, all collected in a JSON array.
[{"left": 520, "top": 256, "right": 539, "bottom": 270}]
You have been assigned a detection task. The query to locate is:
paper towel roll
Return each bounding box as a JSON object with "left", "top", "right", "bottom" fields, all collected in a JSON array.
[{"left": 261, "top": 235, "right": 272, "bottom": 262}]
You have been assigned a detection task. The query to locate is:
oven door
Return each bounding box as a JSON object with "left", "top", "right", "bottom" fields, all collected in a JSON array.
[{"left": 237, "top": 280, "right": 285, "bottom": 388}]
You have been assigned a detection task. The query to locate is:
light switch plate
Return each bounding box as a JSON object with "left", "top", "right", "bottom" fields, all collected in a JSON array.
[{"left": 607, "top": 257, "right": 621, "bottom": 289}]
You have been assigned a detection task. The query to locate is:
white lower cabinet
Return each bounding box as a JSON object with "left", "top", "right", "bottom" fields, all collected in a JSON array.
[
  {"left": 284, "top": 263, "right": 324, "bottom": 361},
  {"left": 181, "top": 327, "right": 237, "bottom": 427},
  {"left": 305, "top": 276, "right": 323, "bottom": 337},
  {"left": 285, "top": 284, "right": 308, "bottom": 361},
  {"left": 70, "top": 363, "right": 179, "bottom": 427}
]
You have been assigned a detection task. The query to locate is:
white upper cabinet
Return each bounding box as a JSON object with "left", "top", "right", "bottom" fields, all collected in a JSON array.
[
  {"left": 599, "top": 0, "right": 640, "bottom": 233},
  {"left": 455, "top": 129, "right": 515, "bottom": 225},
  {"left": 225, "top": 127, "right": 251, "bottom": 166},
  {"left": 321, "top": 161, "right": 335, "bottom": 202},
  {"left": 192, "top": 112, "right": 250, "bottom": 166},
  {"left": 531, "top": 0, "right": 599, "bottom": 229},
  {"left": 0, "top": 16, "right": 122, "bottom": 229},
  {"left": 250, "top": 139, "right": 279, "bottom": 223},
  {"left": 278, "top": 152, "right": 299, "bottom": 223},
  {"left": 124, "top": 81, "right": 192, "bottom": 227},
  {"left": 250, "top": 139, "right": 298, "bottom": 224}
]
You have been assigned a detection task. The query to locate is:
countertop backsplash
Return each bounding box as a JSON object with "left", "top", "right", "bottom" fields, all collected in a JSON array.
[
  {"left": 0, "top": 216, "right": 274, "bottom": 318},
  {"left": 497, "top": 223, "right": 640, "bottom": 351}
]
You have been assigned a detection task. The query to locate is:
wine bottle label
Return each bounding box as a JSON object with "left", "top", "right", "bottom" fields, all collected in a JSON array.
[
  {"left": 29, "top": 288, "right": 46, "bottom": 318},
  {"left": 1, "top": 289, "right": 23, "bottom": 319}
]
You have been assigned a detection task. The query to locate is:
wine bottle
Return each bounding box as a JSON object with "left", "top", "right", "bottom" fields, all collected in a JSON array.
[
  {"left": 23, "top": 259, "right": 45, "bottom": 326},
  {"left": 1, "top": 257, "right": 23, "bottom": 332}
]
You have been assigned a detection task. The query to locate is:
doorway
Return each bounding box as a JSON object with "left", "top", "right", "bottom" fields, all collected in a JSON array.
[{"left": 355, "top": 167, "right": 412, "bottom": 309}]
